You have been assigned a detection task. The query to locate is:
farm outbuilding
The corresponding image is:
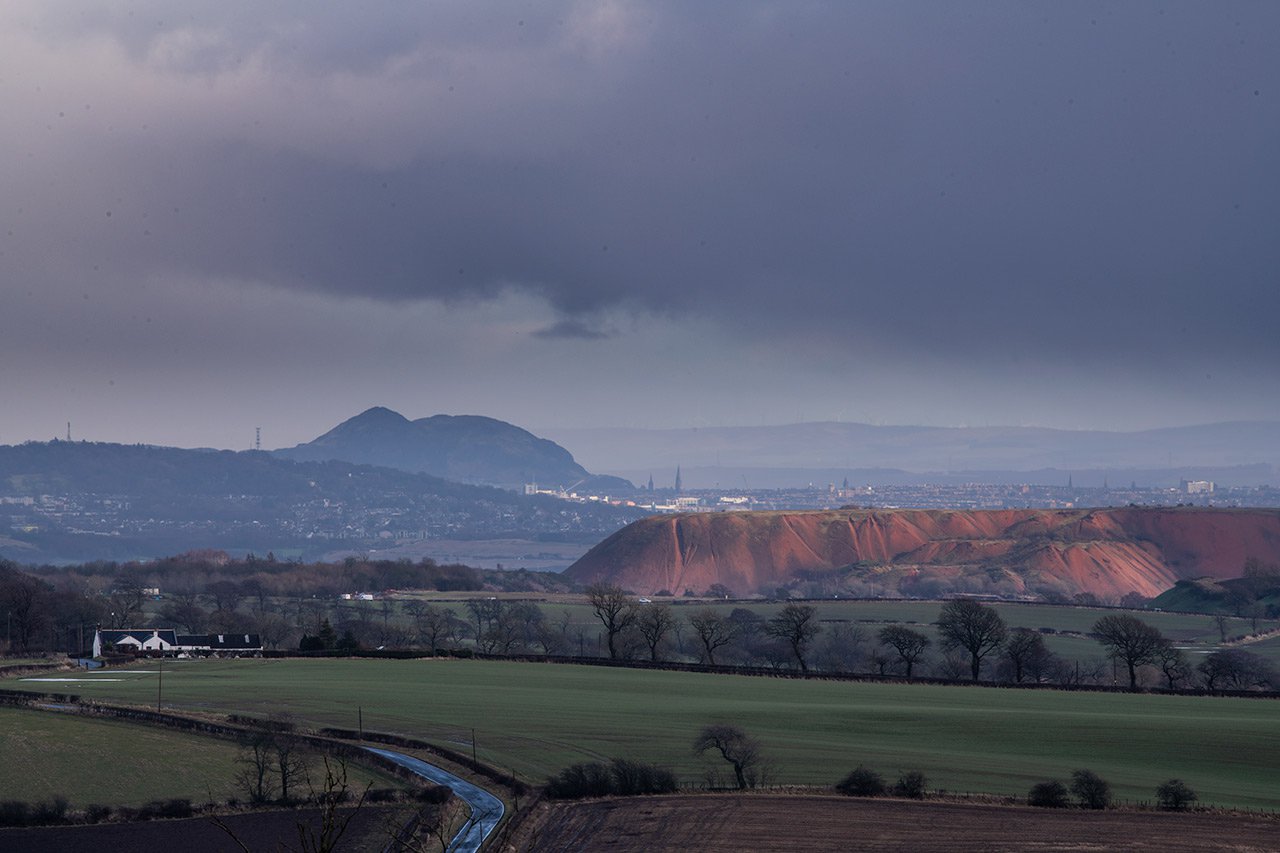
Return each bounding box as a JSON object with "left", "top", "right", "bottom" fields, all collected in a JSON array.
[{"left": 93, "top": 627, "right": 262, "bottom": 658}]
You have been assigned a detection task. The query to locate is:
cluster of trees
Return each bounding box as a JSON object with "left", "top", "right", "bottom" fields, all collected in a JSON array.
[
  {"left": 1026, "top": 770, "right": 1198, "bottom": 812},
  {"left": 868, "top": 601, "right": 1276, "bottom": 691},
  {"left": 0, "top": 551, "right": 573, "bottom": 656},
  {"left": 543, "top": 759, "right": 677, "bottom": 800},
  {"left": 836, "top": 764, "right": 1200, "bottom": 812},
  {"left": 835, "top": 767, "right": 927, "bottom": 799},
  {"left": 406, "top": 588, "right": 1277, "bottom": 693},
  {"left": 588, "top": 584, "right": 824, "bottom": 671},
  {"left": 1092, "top": 612, "right": 1275, "bottom": 691}
]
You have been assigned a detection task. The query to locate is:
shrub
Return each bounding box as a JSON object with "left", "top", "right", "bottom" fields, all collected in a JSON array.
[
  {"left": 85, "top": 804, "right": 113, "bottom": 823},
  {"left": 544, "top": 759, "right": 676, "bottom": 800},
  {"left": 366, "top": 788, "right": 400, "bottom": 803},
  {"left": 0, "top": 801, "right": 30, "bottom": 827},
  {"left": 31, "top": 797, "right": 69, "bottom": 824},
  {"left": 544, "top": 762, "right": 614, "bottom": 800},
  {"left": 1156, "top": 779, "right": 1198, "bottom": 811},
  {"left": 138, "top": 798, "right": 193, "bottom": 819},
  {"left": 1027, "top": 780, "right": 1070, "bottom": 808},
  {"left": 891, "top": 770, "right": 927, "bottom": 799},
  {"left": 1070, "top": 769, "right": 1111, "bottom": 810},
  {"left": 415, "top": 785, "right": 452, "bottom": 804},
  {"left": 836, "top": 766, "right": 886, "bottom": 797},
  {"left": 609, "top": 758, "right": 678, "bottom": 796}
]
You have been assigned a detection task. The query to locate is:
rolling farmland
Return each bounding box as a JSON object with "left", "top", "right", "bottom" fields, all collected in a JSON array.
[{"left": 8, "top": 658, "right": 1279, "bottom": 809}]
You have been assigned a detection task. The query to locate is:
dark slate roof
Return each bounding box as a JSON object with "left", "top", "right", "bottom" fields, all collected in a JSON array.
[
  {"left": 208, "top": 633, "right": 262, "bottom": 649},
  {"left": 176, "top": 635, "right": 208, "bottom": 647},
  {"left": 99, "top": 629, "right": 177, "bottom": 646}
]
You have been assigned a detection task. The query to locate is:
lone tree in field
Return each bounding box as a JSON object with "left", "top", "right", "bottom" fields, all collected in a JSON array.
[
  {"left": 636, "top": 601, "right": 677, "bottom": 662},
  {"left": 693, "top": 724, "right": 764, "bottom": 789},
  {"left": 877, "top": 626, "right": 931, "bottom": 678},
  {"left": 1092, "top": 614, "right": 1165, "bottom": 689},
  {"left": 765, "top": 603, "right": 822, "bottom": 673},
  {"left": 936, "top": 599, "right": 1008, "bottom": 681},
  {"left": 586, "top": 582, "right": 638, "bottom": 660},
  {"left": 688, "top": 607, "right": 739, "bottom": 666}
]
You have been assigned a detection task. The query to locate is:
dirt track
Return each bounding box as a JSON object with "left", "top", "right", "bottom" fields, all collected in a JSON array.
[{"left": 509, "top": 794, "right": 1280, "bottom": 852}]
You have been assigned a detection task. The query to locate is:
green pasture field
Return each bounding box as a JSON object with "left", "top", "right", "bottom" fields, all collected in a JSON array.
[
  {"left": 0, "top": 705, "right": 245, "bottom": 806},
  {"left": 8, "top": 658, "right": 1278, "bottom": 809},
  {"left": 0, "top": 703, "right": 402, "bottom": 808},
  {"left": 1240, "top": 633, "right": 1280, "bottom": 665}
]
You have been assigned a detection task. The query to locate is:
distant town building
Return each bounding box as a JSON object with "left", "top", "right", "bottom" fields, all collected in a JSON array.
[{"left": 1183, "top": 480, "right": 1215, "bottom": 494}]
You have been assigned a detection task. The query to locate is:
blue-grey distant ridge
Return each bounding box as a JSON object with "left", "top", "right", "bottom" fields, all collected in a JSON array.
[{"left": 276, "top": 407, "right": 632, "bottom": 491}]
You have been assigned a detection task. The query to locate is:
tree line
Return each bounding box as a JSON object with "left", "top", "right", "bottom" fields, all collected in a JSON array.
[{"left": 573, "top": 587, "right": 1276, "bottom": 692}]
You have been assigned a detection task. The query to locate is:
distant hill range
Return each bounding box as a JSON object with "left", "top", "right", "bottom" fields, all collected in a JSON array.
[
  {"left": 277, "top": 407, "right": 632, "bottom": 491},
  {"left": 544, "top": 421, "right": 1280, "bottom": 488},
  {"left": 565, "top": 507, "right": 1280, "bottom": 600},
  {"left": 0, "top": 440, "right": 638, "bottom": 563}
]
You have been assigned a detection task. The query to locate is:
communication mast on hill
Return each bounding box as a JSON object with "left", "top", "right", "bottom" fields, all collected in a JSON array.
[
  {"left": 255, "top": 427, "right": 261, "bottom": 451},
  {"left": 67, "top": 422, "right": 72, "bottom": 441}
]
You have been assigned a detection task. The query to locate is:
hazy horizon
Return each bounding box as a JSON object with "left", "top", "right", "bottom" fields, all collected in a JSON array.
[{"left": 4, "top": 3, "right": 1278, "bottom": 450}]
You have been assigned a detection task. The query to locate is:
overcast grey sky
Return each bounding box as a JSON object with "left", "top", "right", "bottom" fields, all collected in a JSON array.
[{"left": 2, "top": 2, "right": 1277, "bottom": 449}]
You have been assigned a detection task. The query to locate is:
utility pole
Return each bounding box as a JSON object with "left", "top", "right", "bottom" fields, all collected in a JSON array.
[{"left": 157, "top": 655, "right": 163, "bottom": 711}]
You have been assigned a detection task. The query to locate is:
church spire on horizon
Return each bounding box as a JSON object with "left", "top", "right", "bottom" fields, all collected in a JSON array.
[{"left": 675, "top": 465, "right": 682, "bottom": 493}]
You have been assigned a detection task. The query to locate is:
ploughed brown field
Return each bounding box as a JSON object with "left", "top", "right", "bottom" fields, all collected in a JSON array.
[
  {"left": 565, "top": 506, "right": 1280, "bottom": 599},
  {"left": 510, "top": 794, "right": 1280, "bottom": 852},
  {"left": 0, "top": 805, "right": 410, "bottom": 853}
]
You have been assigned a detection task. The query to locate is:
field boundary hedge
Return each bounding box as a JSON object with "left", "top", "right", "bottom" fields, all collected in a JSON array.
[
  {"left": 462, "top": 653, "right": 1280, "bottom": 699},
  {"left": 252, "top": 647, "right": 1280, "bottom": 698},
  {"left": 0, "top": 687, "right": 522, "bottom": 795}
]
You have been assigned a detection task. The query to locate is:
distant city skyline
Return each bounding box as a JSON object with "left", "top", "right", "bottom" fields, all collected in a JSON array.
[{"left": 3, "top": 3, "right": 1278, "bottom": 449}]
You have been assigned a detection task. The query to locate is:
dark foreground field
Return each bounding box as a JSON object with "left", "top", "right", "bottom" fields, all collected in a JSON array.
[
  {"left": 0, "top": 804, "right": 411, "bottom": 853},
  {"left": 510, "top": 794, "right": 1280, "bottom": 852}
]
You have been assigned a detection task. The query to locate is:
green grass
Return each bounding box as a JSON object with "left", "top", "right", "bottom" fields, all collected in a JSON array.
[
  {"left": 8, "top": 658, "right": 1279, "bottom": 809},
  {"left": 0, "top": 705, "right": 247, "bottom": 806},
  {"left": 0, "top": 701, "right": 404, "bottom": 808}
]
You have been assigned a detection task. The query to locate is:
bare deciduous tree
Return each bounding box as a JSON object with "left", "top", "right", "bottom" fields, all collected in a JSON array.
[
  {"left": 1154, "top": 638, "right": 1192, "bottom": 690},
  {"left": 636, "top": 602, "right": 677, "bottom": 662},
  {"left": 877, "top": 625, "right": 930, "bottom": 678},
  {"left": 688, "top": 608, "right": 738, "bottom": 666},
  {"left": 586, "top": 583, "right": 637, "bottom": 660},
  {"left": 1003, "top": 627, "right": 1048, "bottom": 684},
  {"left": 693, "top": 724, "right": 764, "bottom": 790},
  {"left": 937, "top": 599, "right": 1007, "bottom": 681},
  {"left": 414, "top": 603, "right": 461, "bottom": 653},
  {"left": 235, "top": 730, "right": 278, "bottom": 804},
  {"left": 764, "top": 603, "right": 822, "bottom": 673},
  {"left": 1092, "top": 614, "right": 1165, "bottom": 689}
]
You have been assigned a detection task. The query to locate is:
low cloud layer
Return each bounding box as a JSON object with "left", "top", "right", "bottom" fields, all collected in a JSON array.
[{"left": 2, "top": 3, "right": 1278, "bottom": 446}]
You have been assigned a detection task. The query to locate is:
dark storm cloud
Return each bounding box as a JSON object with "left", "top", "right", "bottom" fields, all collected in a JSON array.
[{"left": 4, "top": 2, "right": 1279, "bottom": 387}]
